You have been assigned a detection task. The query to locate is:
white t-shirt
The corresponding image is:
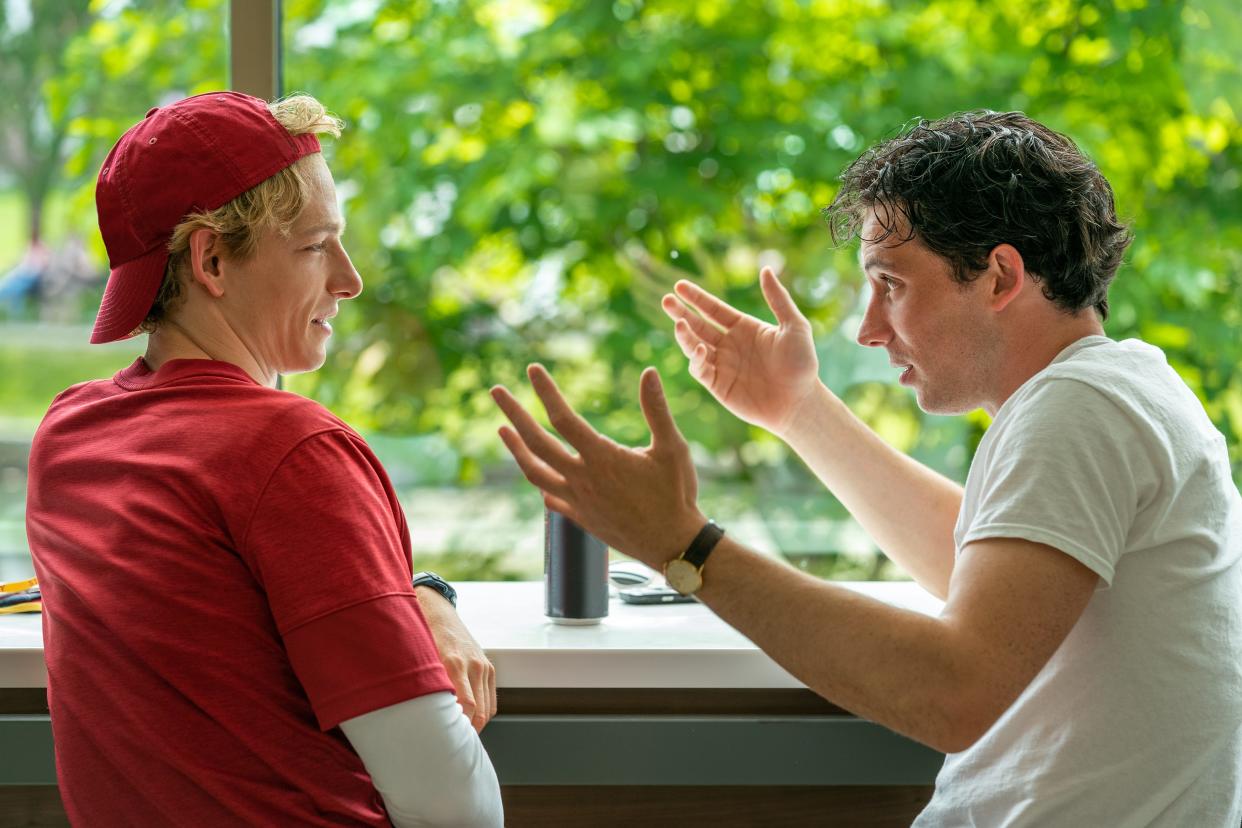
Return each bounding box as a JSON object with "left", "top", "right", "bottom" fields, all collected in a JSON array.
[{"left": 914, "top": 336, "right": 1242, "bottom": 827}]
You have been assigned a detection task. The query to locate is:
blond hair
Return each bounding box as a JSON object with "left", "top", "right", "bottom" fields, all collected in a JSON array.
[{"left": 137, "top": 94, "right": 344, "bottom": 334}]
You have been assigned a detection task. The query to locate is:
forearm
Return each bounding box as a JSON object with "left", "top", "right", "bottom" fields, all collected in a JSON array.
[
  {"left": 341, "top": 692, "right": 503, "bottom": 827},
  {"left": 778, "top": 381, "right": 961, "bottom": 599},
  {"left": 697, "top": 537, "right": 980, "bottom": 753}
]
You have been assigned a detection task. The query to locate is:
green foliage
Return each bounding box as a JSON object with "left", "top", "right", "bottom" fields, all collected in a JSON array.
[
  {"left": 276, "top": 0, "right": 1242, "bottom": 485},
  {"left": 2, "top": 1, "right": 1240, "bottom": 557},
  {"left": 408, "top": 549, "right": 528, "bottom": 581},
  {"left": 0, "top": 330, "right": 134, "bottom": 419},
  {"left": 0, "top": 0, "right": 227, "bottom": 261}
]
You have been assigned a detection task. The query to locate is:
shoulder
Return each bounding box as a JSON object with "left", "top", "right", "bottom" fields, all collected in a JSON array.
[
  {"left": 32, "top": 378, "right": 121, "bottom": 449},
  {"left": 230, "top": 392, "right": 385, "bottom": 489},
  {"left": 256, "top": 388, "right": 356, "bottom": 435},
  {"left": 252, "top": 399, "right": 390, "bottom": 492},
  {"left": 41, "top": 377, "right": 114, "bottom": 417},
  {"left": 187, "top": 383, "right": 361, "bottom": 444},
  {"left": 993, "top": 372, "right": 1133, "bottom": 449},
  {"left": 1002, "top": 337, "right": 1215, "bottom": 452},
  {"left": 1038, "top": 338, "right": 1199, "bottom": 418}
]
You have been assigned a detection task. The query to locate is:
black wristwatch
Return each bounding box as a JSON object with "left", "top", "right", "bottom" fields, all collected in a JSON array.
[
  {"left": 664, "top": 520, "right": 725, "bottom": 596},
  {"left": 412, "top": 571, "right": 457, "bottom": 608}
]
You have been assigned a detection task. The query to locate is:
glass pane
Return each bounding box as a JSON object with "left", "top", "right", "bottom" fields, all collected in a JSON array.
[
  {"left": 282, "top": 0, "right": 1242, "bottom": 582},
  {"left": 0, "top": 0, "right": 228, "bottom": 582}
]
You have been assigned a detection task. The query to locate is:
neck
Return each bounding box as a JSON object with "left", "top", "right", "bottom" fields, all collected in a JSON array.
[
  {"left": 984, "top": 311, "right": 1105, "bottom": 416},
  {"left": 144, "top": 317, "right": 277, "bottom": 387}
]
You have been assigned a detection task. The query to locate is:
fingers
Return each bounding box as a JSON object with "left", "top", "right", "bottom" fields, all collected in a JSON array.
[
  {"left": 671, "top": 318, "right": 705, "bottom": 362},
  {"left": 497, "top": 425, "right": 568, "bottom": 495},
  {"left": 672, "top": 318, "right": 705, "bottom": 362},
  {"left": 689, "top": 342, "right": 717, "bottom": 389},
  {"left": 449, "top": 660, "right": 477, "bottom": 729},
  {"left": 491, "top": 384, "right": 578, "bottom": 471},
  {"left": 449, "top": 655, "right": 496, "bottom": 734},
  {"left": 486, "top": 659, "right": 497, "bottom": 729},
  {"left": 638, "top": 368, "right": 687, "bottom": 451},
  {"left": 526, "top": 364, "right": 601, "bottom": 457},
  {"left": 759, "top": 266, "right": 810, "bottom": 329},
  {"left": 469, "top": 657, "right": 496, "bottom": 732},
  {"left": 672, "top": 269, "right": 807, "bottom": 332},
  {"left": 662, "top": 293, "right": 723, "bottom": 348},
  {"left": 672, "top": 279, "right": 744, "bottom": 329},
  {"left": 542, "top": 491, "right": 576, "bottom": 519}
]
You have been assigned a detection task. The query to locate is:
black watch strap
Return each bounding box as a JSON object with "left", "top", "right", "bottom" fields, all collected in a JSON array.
[
  {"left": 682, "top": 520, "right": 725, "bottom": 568},
  {"left": 412, "top": 571, "right": 457, "bottom": 608}
]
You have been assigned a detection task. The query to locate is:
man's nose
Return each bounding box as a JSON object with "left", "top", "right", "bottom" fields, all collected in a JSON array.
[
  {"left": 856, "top": 296, "right": 891, "bottom": 348},
  {"left": 332, "top": 246, "right": 363, "bottom": 299}
]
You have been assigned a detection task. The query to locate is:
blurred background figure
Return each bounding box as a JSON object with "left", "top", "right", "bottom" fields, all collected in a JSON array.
[{"left": 0, "top": 241, "right": 47, "bottom": 319}]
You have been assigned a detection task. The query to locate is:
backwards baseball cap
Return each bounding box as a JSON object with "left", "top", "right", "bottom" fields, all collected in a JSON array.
[{"left": 90, "top": 91, "right": 322, "bottom": 344}]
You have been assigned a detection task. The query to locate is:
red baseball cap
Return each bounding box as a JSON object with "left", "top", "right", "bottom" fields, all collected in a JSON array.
[{"left": 91, "top": 91, "right": 322, "bottom": 344}]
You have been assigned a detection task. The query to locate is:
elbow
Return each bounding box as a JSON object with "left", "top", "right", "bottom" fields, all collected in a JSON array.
[
  {"left": 386, "top": 780, "right": 503, "bottom": 828},
  {"left": 378, "top": 733, "right": 503, "bottom": 827},
  {"left": 929, "top": 689, "right": 1006, "bottom": 755},
  {"left": 388, "top": 795, "right": 502, "bottom": 828},
  {"left": 931, "top": 720, "right": 989, "bottom": 755}
]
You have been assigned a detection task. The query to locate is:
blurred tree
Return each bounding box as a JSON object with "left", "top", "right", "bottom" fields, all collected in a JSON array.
[
  {"left": 0, "top": 0, "right": 226, "bottom": 263},
  {"left": 281, "top": 0, "right": 1241, "bottom": 483},
  {"left": 6, "top": 0, "right": 1239, "bottom": 484},
  {"left": 2, "top": 0, "right": 1238, "bottom": 579},
  {"left": 0, "top": 0, "right": 93, "bottom": 246}
]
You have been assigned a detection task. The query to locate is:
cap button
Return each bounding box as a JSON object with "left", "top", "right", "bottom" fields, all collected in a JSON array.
[{"left": 145, "top": 107, "right": 159, "bottom": 118}]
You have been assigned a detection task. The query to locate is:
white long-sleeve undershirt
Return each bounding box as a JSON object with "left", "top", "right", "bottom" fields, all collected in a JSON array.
[{"left": 340, "top": 692, "right": 503, "bottom": 827}]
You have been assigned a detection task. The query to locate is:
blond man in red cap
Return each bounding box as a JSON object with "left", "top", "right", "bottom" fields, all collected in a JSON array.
[{"left": 26, "top": 92, "right": 503, "bottom": 827}]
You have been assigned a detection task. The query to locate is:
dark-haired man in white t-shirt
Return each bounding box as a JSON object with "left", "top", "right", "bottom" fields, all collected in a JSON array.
[{"left": 491, "top": 111, "right": 1242, "bottom": 826}]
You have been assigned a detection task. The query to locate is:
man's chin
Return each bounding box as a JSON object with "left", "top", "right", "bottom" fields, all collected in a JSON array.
[
  {"left": 280, "top": 352, "right": 328, "bottom": 377},
  {"left": 913, "top": 385, "right": 978, "bottom": 417}
]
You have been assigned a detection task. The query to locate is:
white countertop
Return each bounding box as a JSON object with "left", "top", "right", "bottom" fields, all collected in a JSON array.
[{"left": 0, "top": 581, "right": 943, "bottom": 689}]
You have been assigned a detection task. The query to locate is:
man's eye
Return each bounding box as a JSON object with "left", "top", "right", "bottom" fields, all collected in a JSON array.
[{"left": 306, "top": 243, "right": 325, "bottom": 252}]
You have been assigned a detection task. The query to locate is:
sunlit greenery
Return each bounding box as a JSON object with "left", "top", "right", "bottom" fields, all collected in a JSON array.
[
  {"left": 2, "top": 0, "right": 1239, "bottom": 580},
  {"left": 274, "top": 0, "right": 1242, "bottom": 485}
]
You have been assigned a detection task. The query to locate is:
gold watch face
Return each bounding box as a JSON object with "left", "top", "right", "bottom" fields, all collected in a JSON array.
[{"left": 665, "top": 557, "right": 703, "bottom": 596}]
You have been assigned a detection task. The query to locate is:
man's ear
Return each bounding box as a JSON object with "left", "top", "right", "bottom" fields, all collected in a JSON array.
[
  {"left": 187, "top": 228, "right": 227, "bottom": 298},
  {"left": 988, "top": 244, "right": 1026, "bottom": 312}
]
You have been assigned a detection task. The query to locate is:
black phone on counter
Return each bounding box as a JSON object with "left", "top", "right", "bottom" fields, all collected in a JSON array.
[{"left": 617, "top": 585, "right": 699, "bottom": 604}]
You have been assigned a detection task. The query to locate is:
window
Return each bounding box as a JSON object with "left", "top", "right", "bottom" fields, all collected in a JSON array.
[
  {"left": 0, "top": 0, "right": 228, "bottom": 581},
  {"left": 3, "top": 0, "right": 1239, "bottom": 583}
]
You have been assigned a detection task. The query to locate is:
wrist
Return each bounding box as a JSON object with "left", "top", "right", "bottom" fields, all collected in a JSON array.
[
  {"left": 661, "top": 510, "right": 710, "bottom": 567},
  {"left": 664, "top": 518, "right": 727, "bottom": 596},
  {"left": 775, "top": 380, "right": 833, "bottom": 444},
  {"left": 412, "top": 571, "right": 457, "bottom": 609}
]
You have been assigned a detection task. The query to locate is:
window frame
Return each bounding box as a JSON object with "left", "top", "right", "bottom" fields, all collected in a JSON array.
[{"left": 229, "top": 0, "right": 281, "bottom": 100}]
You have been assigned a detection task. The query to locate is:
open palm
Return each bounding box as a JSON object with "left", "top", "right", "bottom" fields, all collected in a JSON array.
[{"left": 662, "top": 268, "right": 820, "bottom": 436}]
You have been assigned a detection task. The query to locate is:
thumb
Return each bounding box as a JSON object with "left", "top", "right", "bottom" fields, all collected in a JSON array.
[
  {"left": 639, "top": 367, "right": 684, "bottom": 450},
  {"left": 759, "top": 266, "right": 808, "bottom": 329}
]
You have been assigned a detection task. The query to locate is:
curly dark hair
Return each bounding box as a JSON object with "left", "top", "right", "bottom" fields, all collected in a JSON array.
[{"left": 824, "top": 111, "right": 1132, "bottom": 319}]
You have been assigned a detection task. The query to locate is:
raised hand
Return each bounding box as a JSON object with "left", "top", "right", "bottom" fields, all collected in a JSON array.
[
  {"left": 490, "top": 365, "right": 706, "bottom": 570},
  {"left": 662, "top": 267, "right": 820, "bottom": 437}
]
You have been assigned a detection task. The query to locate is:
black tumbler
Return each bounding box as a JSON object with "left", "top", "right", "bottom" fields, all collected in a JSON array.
[{"left": 544, "top": 510, "right": 609, "bottom": 625}]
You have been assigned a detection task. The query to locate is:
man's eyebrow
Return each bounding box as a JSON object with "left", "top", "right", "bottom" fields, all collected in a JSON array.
[
  {"left": 861, "top": 254, "right": 897, "bottom": 273},
  {"left": 299, "top": 219, "right": 346, "bottom": 237}
]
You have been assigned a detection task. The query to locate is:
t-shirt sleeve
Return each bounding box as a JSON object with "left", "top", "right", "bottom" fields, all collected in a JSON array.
[
  {"left": 960, "top": 378, "right": 1154, "bottom": 587},
  {"left": 242, "top": 429, "right": 453, "bottom": 730}
]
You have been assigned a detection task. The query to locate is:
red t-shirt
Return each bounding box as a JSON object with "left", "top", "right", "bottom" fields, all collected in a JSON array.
[{"left": 25, "top": 358, "right": 454, "bottom": 826}]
